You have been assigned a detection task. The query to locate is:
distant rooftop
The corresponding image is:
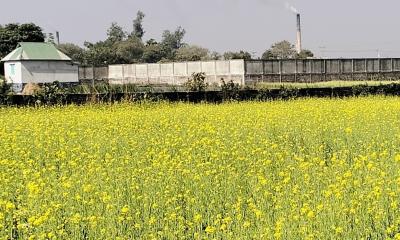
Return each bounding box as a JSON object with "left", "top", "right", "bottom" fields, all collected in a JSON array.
[{"left": 1, "top": 42, "right": 72, "bottom": 62}]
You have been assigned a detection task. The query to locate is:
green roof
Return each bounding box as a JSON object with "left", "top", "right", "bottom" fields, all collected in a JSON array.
[{"left": 1, "top": 42, "right": 72, "bottom": 62}]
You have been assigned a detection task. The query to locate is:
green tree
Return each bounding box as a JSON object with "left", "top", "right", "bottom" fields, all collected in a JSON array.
[
  {"left": 161, "top": 27, "right": 186, "bottom": 60},
  {"left": 132, "top": 11, "right": 145, "bottom": 40},
  {"left": 142, "top": 43, "right": 166, "bottom": 63},
  {"left": 0, "top": 23, "right": 45, "bottom": 58},
  {"left": 57, "top": 43, "right": 85, "bottom": 63},
  {"left": 175, "top": 45, "right": 210, "bottom": 61},
  {"left": 223, "top": 51, "right": 252, "bottom": 60},
  {"left": 115, "top": 37, "right": 144, "bottom": 63},
  {"left": 262, "top": 40, "right": 297, "bottom": 59},
  {"left": 296, "top": 49, "right": 314, "bottom": 59},
  {"left": 107, "top": 22, "right": 126, "bottom": 43},
  {"left": 83, "top": 41, "right": 117, "bottom": 66},
  {"left": 210, "top": 51, "right": 222, "bottom": 60},
  {"left": 146, "top": 39, "right": 158, "bottom": 46}
]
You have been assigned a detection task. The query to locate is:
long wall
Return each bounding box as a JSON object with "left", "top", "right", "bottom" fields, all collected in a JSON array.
[
  {"left": 245, "top": 58, "right": 400, "bottom": 83},
  {"left": 107, "top": 60, "right": 245, "bottom": 85},
  {"left": 78, "top": 58, "right": 400, "bottom": 85}
]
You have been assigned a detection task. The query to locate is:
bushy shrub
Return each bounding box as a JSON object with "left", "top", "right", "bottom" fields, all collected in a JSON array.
[
  {"left": 221, "top": 78, "right": 240, "bottom": 101},
  {"left": 33, "top": 81, "right": 66, "bottom": 105},
  {"left": 184, "top": 72, "right": 208, "bottom": 92},
  {"left": 0, "top": 79, "right": 12, "bottom": 105}
]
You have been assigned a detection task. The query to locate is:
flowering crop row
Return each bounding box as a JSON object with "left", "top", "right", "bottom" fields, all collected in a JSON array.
[{"left": 1, "top": 97, "right": 400, "bottom": 239}]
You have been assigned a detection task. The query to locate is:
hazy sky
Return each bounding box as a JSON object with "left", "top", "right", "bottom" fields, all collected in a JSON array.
[{"left": 3, "top": 0, "right": 400, "bottom": 58}]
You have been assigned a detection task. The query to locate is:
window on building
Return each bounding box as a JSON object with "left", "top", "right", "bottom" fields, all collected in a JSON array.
[{"left": 10, "top": 64, "right": 15, "bottom": 75}]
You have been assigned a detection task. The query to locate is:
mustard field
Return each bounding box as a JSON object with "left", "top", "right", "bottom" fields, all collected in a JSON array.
[{"left": 1, "top": 97, "right": 400, "bottom": 239}]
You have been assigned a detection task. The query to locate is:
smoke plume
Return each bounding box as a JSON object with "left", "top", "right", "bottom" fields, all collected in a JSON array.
[{"left": 285, "top": 2, "right": 299, "bottom": 14}]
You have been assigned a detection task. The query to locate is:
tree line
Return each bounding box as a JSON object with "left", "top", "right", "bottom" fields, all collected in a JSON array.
[{"left": 0, "top": 11, "right": 314, "bottom": 67}]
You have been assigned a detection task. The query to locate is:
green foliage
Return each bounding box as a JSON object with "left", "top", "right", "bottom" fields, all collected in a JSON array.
[
  {"left": 0, "top": 23, "right": 45, "bottom": 58},
  {"left": 210, "top": 51, "right": 222, "bottom": 60},
  {"left": 142, "top": 43, "right": 165, "bottom": 63},
  {"left": 262, "top": 40, "right": 315, "bottom": 60},
  {"left": 262, "top": 40, "right": 297, "bottom": 60},
  {"left": 33, "top": 81, "right": 66, "bottom": 105},
  {"left": 296, "top": 49, "right": 314, "bottom": 59},
  {"left": 220, "top": 78, "right": 240, "bottom": 101},
  {"left": 107, "top": 22, "right": 127, "bottom": 43},
  {"left": 0, "top": 78, "right": 11, "bottom": 95},
  {"left": 83, "top": 19, "right": 188, "bottom": 65},
  {"left": 0, "top": 79, "right": 12, "bottom": 105},
  {"left": 223, "top": 51, "right": 252, "bottom": 60},
  {"left": 161, "top": 27, "right": 186, "bottom": 60},
  {"left": 83, "top": 41, "right": 117, "bottom": 66},
  {"left": 115, "top": 37, "right": 144, "bottom": 63},
  {"left": 184, "top": 72, "right": 208, "bottom": 92},
  {"left": 57, "top": 43, "right": 85, "bottom": 63},
  {"left": 175, "top": 45, "right": 210, "bottom": 62}
]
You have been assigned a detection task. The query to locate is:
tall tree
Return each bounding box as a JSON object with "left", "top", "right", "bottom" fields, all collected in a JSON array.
[
  {"left": 107, "top": 22, "right": 126, "bottom": 43},
  {"left": 132, "top": 11, "right": 145, "bottom": 40},
  {"left": 115, "top": 37, "right": 144, "bottom": 63},
  {"left": 262, "top": 40, "right": 297, "bottom": 60},
  {"left": 142, "top": 44, "right": 166, "bottom": 63},
  {"left": 57, "top": 43, "right": 85, "bottom": 63},
  {"left": 0, "top": 23, "right": 45, "bottom": 58},
  {"left": 83, "top": 41, "right": 117, "bottom": 66},
  {"left": 210, "top": 51, "right": 222, "bottom": 60},
  {"left": 161, "top": 26, "right": 186, "bottom": 60},
  {"left": 175, "top": 45, "right": 210, "bottom": 61},
  {"left": 223, "top": 51, "right": 252, "bottom": 60},
  {"left": 296, "top": 49, "right": 314, "bottom": 59}
]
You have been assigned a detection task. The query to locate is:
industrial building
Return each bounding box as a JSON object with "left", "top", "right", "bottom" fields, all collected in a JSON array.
[{"left": 1, "top": 42, "right": 79, "bottom": 92}]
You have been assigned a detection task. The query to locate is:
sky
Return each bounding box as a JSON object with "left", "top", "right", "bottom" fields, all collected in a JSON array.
[{"left": 2, "top": 0, "right": 400, "bottom": 58}]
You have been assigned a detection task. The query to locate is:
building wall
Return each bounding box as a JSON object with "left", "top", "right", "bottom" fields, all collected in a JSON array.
[
  {"left": 6, "top": 61, "right": 79, "bottom": 84},
  {"left": 4, "top": 61, "right": 22, "bottom": 84},
  {"left": 108, "top": 60, "right": 245, "bottom": 85}
]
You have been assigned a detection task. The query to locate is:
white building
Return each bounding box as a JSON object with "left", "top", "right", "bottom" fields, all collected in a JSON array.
[{"left": 1, "top": 42, "right": 78, "bottom": 91}]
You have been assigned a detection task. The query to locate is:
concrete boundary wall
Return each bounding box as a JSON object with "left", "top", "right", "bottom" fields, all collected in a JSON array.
[
  {"left": 245, "top": 58, "right": 400, "bottom": 83},
  {"left": 108, "top": 60, "right": 245, "bottom": 85},
  {"left": 79, "top": 58, "right": 400, "bottom": 85}
]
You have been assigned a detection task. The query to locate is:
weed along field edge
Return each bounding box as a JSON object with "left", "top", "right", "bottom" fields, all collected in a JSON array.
[{"left": 1, "top": 97, "right": 400, "bottom": 239}]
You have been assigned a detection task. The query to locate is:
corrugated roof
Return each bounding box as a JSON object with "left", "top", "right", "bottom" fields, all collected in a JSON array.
[{"left": 1, "top": 42, "right": 72, "bottom": 62}]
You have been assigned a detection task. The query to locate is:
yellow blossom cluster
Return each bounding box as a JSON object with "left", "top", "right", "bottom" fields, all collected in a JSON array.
[{"left": 0, "top": 97, "right": 400, "bottom": 239}]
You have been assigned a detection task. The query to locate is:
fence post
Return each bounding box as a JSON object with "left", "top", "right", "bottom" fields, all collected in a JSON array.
[
  {"left": 122, "top": 65, "right": 126, "bottom": 93},
  {"left": 351, "top": 59, "right": 354, "bottom": 81},
  {"left": 261, "top": 60, "right": 265, "bottom": 82},
  {"left": 214, "top": 61, "right": 217, "bottom": 84},
  {"left": 391, "top": 58, "right": 394, "bottom": 72},
  {"left": 92, "top": 65, "right": 95, "bottom": 90},
  {"left": 146, "top": 64, "right": 149, "bottom": 84},
  {"left": 378, "top": 58, "right": 381, "bottom": 80},
  {"left": 159, "top": 63, "right": 162, "bottom": 84}
]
